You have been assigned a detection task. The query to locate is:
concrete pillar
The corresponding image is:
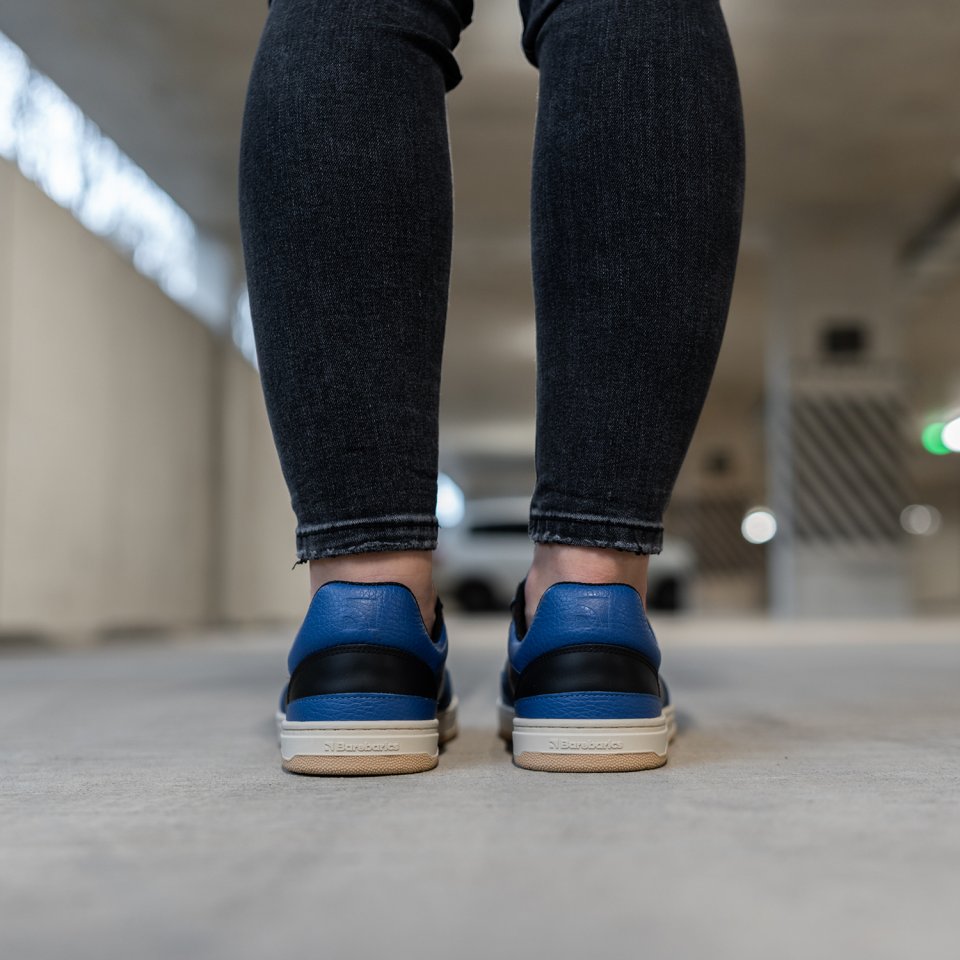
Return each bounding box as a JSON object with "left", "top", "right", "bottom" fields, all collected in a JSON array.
[{"left": 766, "top": 231, "right": 912, "bottom": 617}]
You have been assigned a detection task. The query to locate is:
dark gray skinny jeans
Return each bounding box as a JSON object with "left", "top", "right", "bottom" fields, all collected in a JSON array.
[{"left": 239, "top": 0, "right": 745, "bottom": 560}]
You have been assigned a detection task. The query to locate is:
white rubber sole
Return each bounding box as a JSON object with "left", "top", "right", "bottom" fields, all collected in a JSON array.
[
  {"left": 278, "top": 697, "right": 459, "bottom": 776},
  {"left": 497, "top": 700, "right": 676, "bottom": 773}
]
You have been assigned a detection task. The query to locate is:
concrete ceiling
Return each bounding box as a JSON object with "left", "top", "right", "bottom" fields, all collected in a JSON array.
[{"left": 3, "top": 0, "right": 960, "bottom": 470}]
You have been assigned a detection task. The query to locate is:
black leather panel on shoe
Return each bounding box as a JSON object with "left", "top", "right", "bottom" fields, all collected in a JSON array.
[
  {"left": 511, "top": 644, "right": 661, "bottom": 700},
  {"left": 436, "top": 668, "right": 453, "bottom": 712},
  {"left": 287, "top": 644, "right": 440, "bottom": 704}
]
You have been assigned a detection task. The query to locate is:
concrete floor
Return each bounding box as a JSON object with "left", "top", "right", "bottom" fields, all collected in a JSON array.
[{"left": 2, "top": 614, "right": 959, "bottom": 960}]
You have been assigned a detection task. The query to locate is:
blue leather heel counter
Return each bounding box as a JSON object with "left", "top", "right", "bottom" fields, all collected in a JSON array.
[
  {"left": 287, "top": 582, "right": 447, "bottom": 674},
  {"left": 285, "top": 693, "right": 437, "bottom": 722},
  {"left": 509, "top": 582, "right": 660, "bottom": 674},
  {"left": 514, "top": 692, "right": 663, "bottom": 721}
]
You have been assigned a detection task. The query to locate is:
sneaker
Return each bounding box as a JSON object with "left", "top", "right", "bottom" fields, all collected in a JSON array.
[
  {"left": 497, "top": 579, "right": 676, "bottom": 772},
  {"left": 276, "top": 581, "right": 458, "bottom": 775}
]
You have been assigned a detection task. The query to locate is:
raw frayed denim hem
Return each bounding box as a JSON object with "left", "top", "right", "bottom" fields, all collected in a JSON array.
[
  {"left": 295, "top": 515, "right": 439, "bottom": 561},
  {"left": 529, "top": 512, "right": 664, "bottom": 556}
]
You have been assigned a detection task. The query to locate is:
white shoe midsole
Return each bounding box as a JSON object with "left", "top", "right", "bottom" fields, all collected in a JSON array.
[
  {"left": 280, "top": 719, "right": 439, "bottom": 761},
  {"left": 498, "top": 701, "right": 671, "bottom": 757},
  {"left": 438, "top": 696, "right": 459, "bottom": 743},
  {"left": 278, "top": 697, "right": 459, "bottom": 760},
  {"left": 663, "top": 703, "right": 677, "bottom": 742}
]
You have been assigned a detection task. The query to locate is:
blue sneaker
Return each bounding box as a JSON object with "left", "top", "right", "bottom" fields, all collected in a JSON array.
[
  {"left": 497, "top": 579, "right": 676, "bottom": 772},
  {"left": 276, "top": 581, "right": 458, "bottom": 775}
]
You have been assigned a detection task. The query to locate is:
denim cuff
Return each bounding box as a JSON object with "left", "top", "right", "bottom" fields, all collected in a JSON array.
[
  {"left": 295, "top": 515, "right": 439, "bottom": 560},
  {"left": 529, "top": 511, "right": 664, "bottom": 556}
]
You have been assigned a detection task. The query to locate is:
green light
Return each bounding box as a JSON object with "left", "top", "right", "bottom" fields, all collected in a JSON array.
[{"left": 922, "top": 422, "right": 951, "bottom": 456}]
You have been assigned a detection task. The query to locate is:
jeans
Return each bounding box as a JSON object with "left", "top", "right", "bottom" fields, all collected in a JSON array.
[{"left": 238, "top": 0, "right": 745, "bottom": 560}]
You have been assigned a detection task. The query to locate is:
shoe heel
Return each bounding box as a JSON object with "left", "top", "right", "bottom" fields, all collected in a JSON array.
[
  {"left": 279, "top": 696, "right": 459, "bottom": 776},
  {"left": 511, "top": 716, "right": 670, "bottom": 773}
]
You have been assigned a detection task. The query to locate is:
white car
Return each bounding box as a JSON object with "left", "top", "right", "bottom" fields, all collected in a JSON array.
[{"left": 435, "top": 496, "right": 695, "bottom": 612}]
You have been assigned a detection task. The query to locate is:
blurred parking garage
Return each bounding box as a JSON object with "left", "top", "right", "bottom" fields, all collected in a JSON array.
[{"left": 1, "top": 1, "right": 959, "bottom": 635}]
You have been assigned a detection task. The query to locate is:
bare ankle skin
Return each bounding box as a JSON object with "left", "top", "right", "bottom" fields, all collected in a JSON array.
[
  {"left": 524, "top": 543, "right": 650, "bottom": 626},
  {"left": 308, "top": 551, "right": 438, "bottom": 634}
]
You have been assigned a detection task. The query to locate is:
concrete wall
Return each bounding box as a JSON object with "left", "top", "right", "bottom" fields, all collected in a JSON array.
[
  {"left": 219, "top": 345, "right": 305, "bottom": 623},
  {"left": 0, "top": 160, "right": 302, "bottom": 638}
]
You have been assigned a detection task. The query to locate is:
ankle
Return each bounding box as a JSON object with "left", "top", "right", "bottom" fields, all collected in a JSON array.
[
  {"left": 524, "top": 544, "right": 649, "bottom": 625},
  {"left": 308, "top": 551, "right": 438, "bottom": 634}
]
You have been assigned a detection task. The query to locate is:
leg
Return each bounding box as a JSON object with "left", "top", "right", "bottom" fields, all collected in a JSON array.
[
  {"left": 238, "top": 0, "right": 474, "bottom": 629},
  {"left": 519, "top": 0, "right": 745, "bottom": 617},
  {"left": 239, "top": 0, "right": 472, "bottom": 774},
  {"left": 498, "top": 0, "right": 744, "bottom": 771}
]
